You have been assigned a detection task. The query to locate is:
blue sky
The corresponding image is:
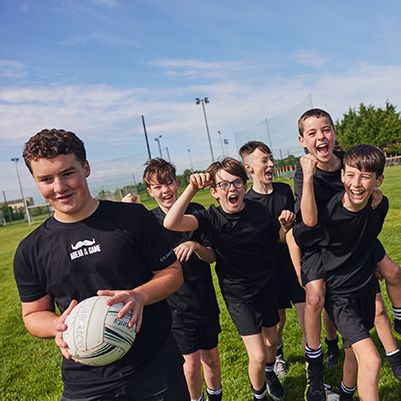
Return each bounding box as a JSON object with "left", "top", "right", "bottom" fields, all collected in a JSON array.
[{"left": 2, "top": 0, "right": 401, "bottom": 202}]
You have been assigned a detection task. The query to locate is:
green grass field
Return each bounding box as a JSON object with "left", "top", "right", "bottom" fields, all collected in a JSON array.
[{"left": 1, "top": 167, "right": 401, "bottom": 400}]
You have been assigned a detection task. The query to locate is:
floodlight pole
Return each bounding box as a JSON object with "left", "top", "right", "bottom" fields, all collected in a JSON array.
[
  {"left": 11, "top": 157, "right": 31, "bottom": 225},
  {"left": 165, "top": 146, "right": 171, "bottom": 162},
  {"left": 141, "top": 115, "right": 152, "bottom": 160},
  {"left": 154, "top": 135, "right": 163, "bottom": 158},
  {"left": 195, "top": 97, "right": 214, "bottom": 163},
  {"left": 218, "top": 130, "right": 225, "bottom": 156},
  {"left": 187, "top": 148, "right": 194, "bottom": 172}
]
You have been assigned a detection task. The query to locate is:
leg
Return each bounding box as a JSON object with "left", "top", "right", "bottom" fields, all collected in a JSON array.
[
  {"left": 351, "top": 338, "right": 381, "bottom": 401},
  {"left": 377, "top": 254, "right": 401, "bottom": 336},
  {"left": 200, "top": 347, "right": 223, "bottom": 400},
  {"left": 262, "top": 326, "right": 284, "bottom": 401},
  {"left": 294, "top": 301, "right": 306, "bottom": 349},
  {"left": 339, "top": 347, "right": 357, "bottom": 400},
  {"left": 323, "top": 310, "right": 340, "bottom": 368},
  {"left": 374, "top": 293, "right": 401, "bottom": 380},
  {"left": 242, "top": 333, "right": 268, "bottom": 393},
  {"left": 274, "top": 309, "right": 288, "bottom": 379},
  {"left": 183, "top": 351, "right": 203, "bottom": 401},
  {"left": 305, "top": 279, "right": 325, "bottom": 350}
]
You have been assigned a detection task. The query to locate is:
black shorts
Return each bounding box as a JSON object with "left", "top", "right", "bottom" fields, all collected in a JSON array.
[
  {"left": 224, "top": 284, "right": 279, "bottom": 336},
  {"left": 172, "top": 319, "right": 221, "bottom": 355},
  {"left": 324, "top": 285, "right": 376, "bottom": 348},
  {"left": 60, "top": 334, "right": 189, "bottom": 401},
  {"left": 301, "top": 250, "right": 324, "bottom": 287},
  {"left": 277, "top": 268, "right": 306, "bottom": 309}
]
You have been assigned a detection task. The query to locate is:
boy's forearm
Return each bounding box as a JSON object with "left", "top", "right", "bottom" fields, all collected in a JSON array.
[
  {"left": 164, "top": 185, "right": 197, "bottom": 230},
  {"left": 300, "top": 176, "right": 318, "bottom": 226},
  {"left": 194, "top": 244, "right": 216, "bottom": 264}
]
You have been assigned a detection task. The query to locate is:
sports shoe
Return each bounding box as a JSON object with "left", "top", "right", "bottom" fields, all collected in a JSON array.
[
  {"left": 326, "top": 347, "right": 340, "bottom": 368},
  {"left": 266, "top": 371, "right": 284, "bottom": 401},
  {"left": 325, "top": 384, "right": 340, "bottom": 401},
  {"left": 304, "top": 359, "right": 326, "bottom": 401},
  {"left": 387, "top": 352, "right": 401, "bottom": 380},
  {"left": 274, "top": 354, "right": 288, "bottom": 379}
]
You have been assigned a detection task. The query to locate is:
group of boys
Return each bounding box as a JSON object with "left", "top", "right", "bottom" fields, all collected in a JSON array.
[{"left": 13, "top": 108, "right": 401, "bottom": 401}]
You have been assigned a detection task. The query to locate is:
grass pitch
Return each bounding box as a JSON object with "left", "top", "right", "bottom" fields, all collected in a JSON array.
[{"left": 1, "top": 166, "right": 400, "bottom": 400}]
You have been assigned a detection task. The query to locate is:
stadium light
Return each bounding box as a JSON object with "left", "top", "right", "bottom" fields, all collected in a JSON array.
[
  {"left": 11, "top": 157, "right": 31, "bottom": 225},
  {"left": 195, "top": 97, "right": 214, "bottom": 163},
  {"left": 154, "top": 135, "right": 163, "bottom": 158}
]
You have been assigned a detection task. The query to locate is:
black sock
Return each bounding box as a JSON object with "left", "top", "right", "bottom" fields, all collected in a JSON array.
[
  {"left": 252, "top": 383, "right": 267, "bottom": 401},
  {"left": 265, "top": 361, "right": 275, "bottom": 375},
  {"left": 206, "top": 386, "right": 222, "bottom": 401},
  {"left": 305, "top": 343, "right": 323, "bottom": 361},
  {"left": 340, "top": 381, "right": 355, "bottom": 399},
  {"left": 325, "top": 336, "right": 339, "bottom": 353}
]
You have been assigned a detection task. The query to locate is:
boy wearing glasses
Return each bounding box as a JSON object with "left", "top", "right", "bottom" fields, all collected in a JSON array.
[{"left": 164, "top": 157, "right": 293, "bottom": 401}]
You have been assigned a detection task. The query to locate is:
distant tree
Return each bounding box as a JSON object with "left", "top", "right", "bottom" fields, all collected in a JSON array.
[{"left": 335, "top": 101, "right": 401, "bottom": 155}]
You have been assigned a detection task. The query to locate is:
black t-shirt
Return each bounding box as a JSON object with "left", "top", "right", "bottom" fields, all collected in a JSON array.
[
  {"left": 245, "top": 184, "right": 294, "bottom": 281},
  {"left": 193, "top": 199, "right": 279, "bottom": 301},
  {"left": 297, "top": 192, "right": 389, "bottom": 296},
  {"left": 13, "top": 200, "right": 178, "bottom": 398},
  {"left": 294, "top": 150, "right": 344, "bottom": 220},
  {"left": 152, "top": 203, "right": 220, "bottom": 327}
]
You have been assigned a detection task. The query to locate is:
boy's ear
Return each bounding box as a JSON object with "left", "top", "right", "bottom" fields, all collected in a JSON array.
[
  {"left": 210, "top": 187, "right": 220, "bottom": 201},
  {"left": 146, "top": 186, "right": 155, "bottom": 198},
  {"left": 298, "top": 135, "right": 306, "bottom": 148},
  {"left": 376, "top": 175, "right": 384, "bottom": 187},
  {"left": 341, "top": 168, "right": 345, "bottom": 184},
  {"left": 84, "top": 160, "right": 91, "bottom": 178},
  {"left": 243, "top": 161, "right": 253, "bottom": 174}
]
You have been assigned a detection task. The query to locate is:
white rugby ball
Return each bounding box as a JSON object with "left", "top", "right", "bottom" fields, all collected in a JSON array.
[{"left": 63, "top": 295, "right": 136, "bottom": 366}]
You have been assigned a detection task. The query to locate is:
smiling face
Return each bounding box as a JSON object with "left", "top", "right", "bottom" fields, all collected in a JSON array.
[
  {"left": 298, "top": 116, "right": 336, "bottom": 167},
  {"left": 243, "top": 148, "right": 274, "bottom": 191},
  {"left": 147, "top": 178, "right": 179, "bottom": 213},
  {"left": 341, "top": 164, "right": 383, "bottom": 211},
  {"left": 210, "top": 169, "right": 246, "bottom": 214},
  {"left": 30, "top": 153, "right": 94, "bottom": 222}
]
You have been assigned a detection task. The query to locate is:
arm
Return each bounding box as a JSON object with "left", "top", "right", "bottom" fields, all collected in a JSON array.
[
  {"left": 98, "top": 259, "right": 183, "bottom": 333},
  {"left": 278, "top": 209, "right": 296, "bottom": 242},
  {"left": 164, "top": 173, "right": 211, "bottom": 232},
  {"left": 22, "top": 295, "right": 78, "bottom": 359},
  {"left": 299, "top": 154, "right": 319, "bottom": 227},
  {"left": 121, "top": 193, "right": 139, "bottom": 203},
  {"left": 174, "top": 241, "right": 216, "bottom": 263}
]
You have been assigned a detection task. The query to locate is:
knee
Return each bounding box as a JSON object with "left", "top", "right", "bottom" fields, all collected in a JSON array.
[
  {"left": 307, "top": 291, "right": 324, "bottom": 311},
  {"left": 249, "top": 349, "right": 267, "bottom": 367},
  {"left": 184, "top": 358, "right": 201, "bottom": 378},
  {"left": 202, "top": 353, "right": 220, "bottom": 373}
]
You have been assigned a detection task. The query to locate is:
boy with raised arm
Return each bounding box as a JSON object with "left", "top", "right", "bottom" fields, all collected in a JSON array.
[
  {"left": 289, "top": 144, "right": 388, "bottom": 401},
  {"left": 123, "top": 158, "right": 222, "bottom": 401},
  {"left": 164, "top": 158, "right": 293, "bottom": 401},
  {"left": 287, "top": 108, "right": 401, "bottom": 401},
  {"left": 239, "top": 141, "right": 306, "bottom": 378},
  {"left": 13, "top": 129, "right": 189, "bottom": 401}
]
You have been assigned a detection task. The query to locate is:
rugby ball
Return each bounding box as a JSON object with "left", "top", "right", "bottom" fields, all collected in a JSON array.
[{"left": 63, "top": 295, "right": 136, "bottom": 366}]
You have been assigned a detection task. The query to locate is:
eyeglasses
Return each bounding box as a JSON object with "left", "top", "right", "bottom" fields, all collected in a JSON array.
[{"left": 214, "top": 179, "right": 245, "bottom": 191}]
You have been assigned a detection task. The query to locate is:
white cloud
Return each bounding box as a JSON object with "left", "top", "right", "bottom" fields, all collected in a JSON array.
[
  {"left": 2, "top": 61, "right": 401, "bottom": 201},
  {"left": 0, "top": 59, "right": 25, "bottom": 80}
]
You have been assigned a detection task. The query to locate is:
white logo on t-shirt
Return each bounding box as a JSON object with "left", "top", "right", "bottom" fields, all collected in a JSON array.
[{"left": 70, "top": 238, "right": 101, "bottom": 260}]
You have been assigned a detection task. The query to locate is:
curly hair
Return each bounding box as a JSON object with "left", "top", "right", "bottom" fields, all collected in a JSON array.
[{"left": 23, "top": 129, "right": 86, "bottom": 173}]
